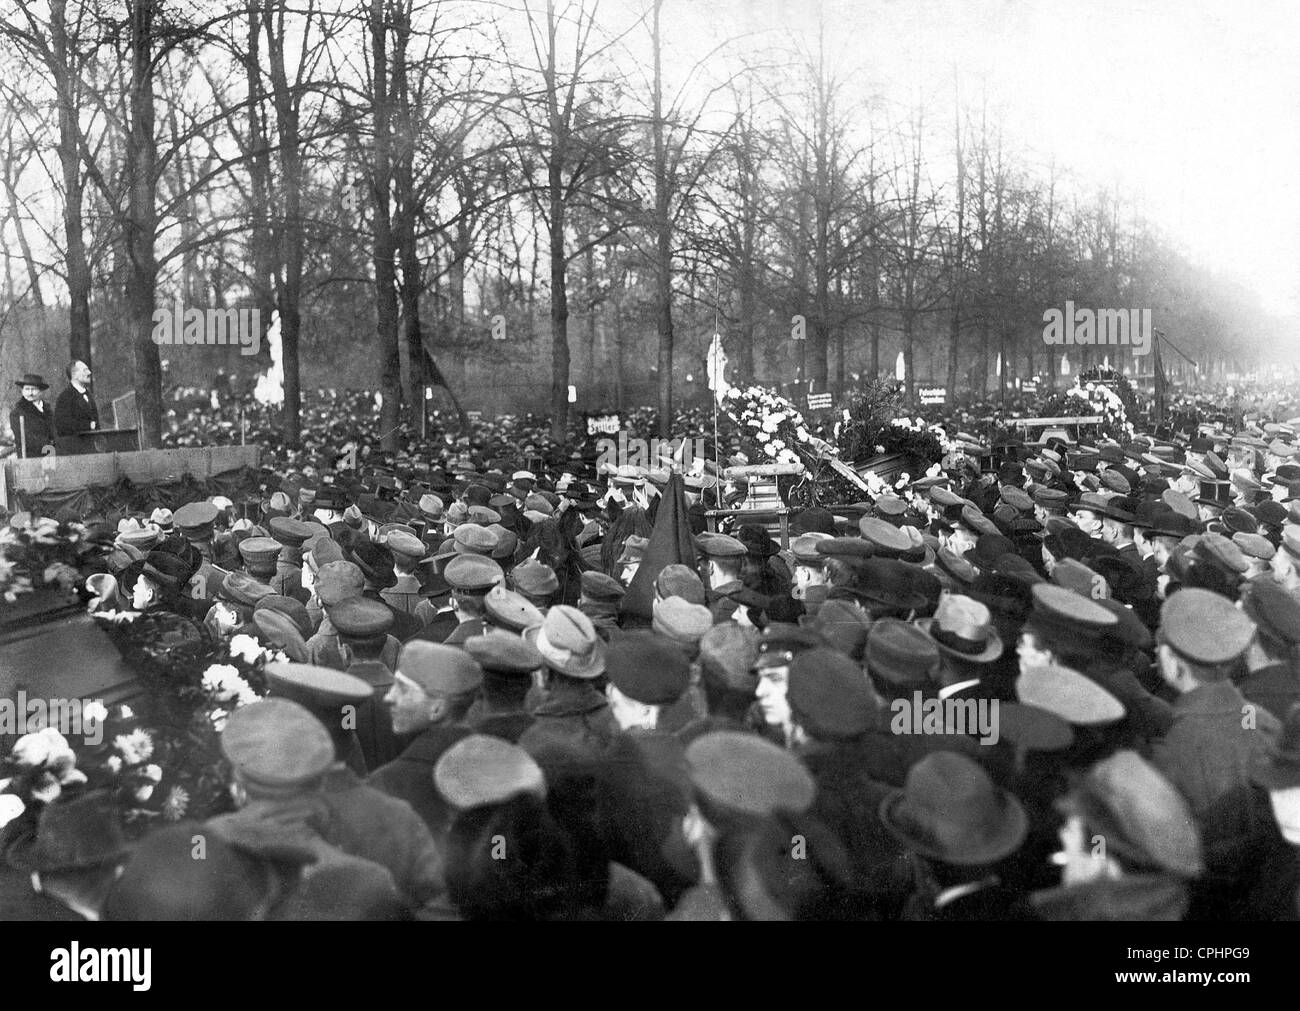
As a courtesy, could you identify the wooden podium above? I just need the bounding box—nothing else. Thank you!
[55,428,141,455]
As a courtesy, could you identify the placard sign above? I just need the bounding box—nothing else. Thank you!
[1021,381,1039,394]
[585,413,621,436]
[919,386,947,405]
[806,393,833,411]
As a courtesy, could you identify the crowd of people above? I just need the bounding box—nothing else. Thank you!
[3,373,1300,922]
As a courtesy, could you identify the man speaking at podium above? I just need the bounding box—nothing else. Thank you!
[54,359,99,453]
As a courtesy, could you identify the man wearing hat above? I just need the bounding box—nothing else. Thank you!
[1237,580,1300,721]
[695,532,748,594]
[380,530,430,617]
[463,632,542,743]
[264,661,373,775]
[327,596,402,768]
[1151,588,1281,818]
[209,699,449,918]
[676,623,761,744]
[305,560,367,669]
[517,606,617,759]
[9,373,54,458]
[367,642,485,841]
[430,553,503,645]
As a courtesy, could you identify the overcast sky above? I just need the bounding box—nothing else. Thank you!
[625,0,1300,321]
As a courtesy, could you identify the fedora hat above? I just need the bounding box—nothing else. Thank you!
[522,604,606,679]
[880,752,1029,866]
[916,594,1004,663]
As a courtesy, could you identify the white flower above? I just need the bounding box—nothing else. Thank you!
[142,764,163,783]
[81,700,108,725]
[119,705,134,719]
[210,709,229,732]
[764,442,778,457]
[114,729,154,766]
[202,663,252,703]
[12,727,72,768]
[162,786,189,821]
[134,784,155,803]
[106,755,123,774]
[228,634,263,664]
[0,794,25,829]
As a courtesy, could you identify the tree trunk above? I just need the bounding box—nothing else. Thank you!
[370,0,402,450]
[50,0,90,364]
[126,0,161,447]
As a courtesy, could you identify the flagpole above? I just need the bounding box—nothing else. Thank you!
[713,273,720,487]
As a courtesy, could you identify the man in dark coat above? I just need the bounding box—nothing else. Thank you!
[9,373,55,458]
[54,360,99,441]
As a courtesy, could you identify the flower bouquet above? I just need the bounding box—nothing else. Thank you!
[720,385,815,467]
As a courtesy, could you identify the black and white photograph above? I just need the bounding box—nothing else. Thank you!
[0,0,1295,965]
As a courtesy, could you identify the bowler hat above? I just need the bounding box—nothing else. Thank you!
[13,373,49,390]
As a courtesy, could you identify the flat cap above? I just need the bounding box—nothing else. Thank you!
[464,632,543,677]
[579,570,626,603]
[686,731,815,817]
[511,560,559,597]
[314,560,365,606]
[445,553,505,592]
[452,523,499,555]
[326,596,395,638]
[1051,558,1108,600]
[1160,587,1256,664]
[605,631,692,705]
[385,530,428,563]
[397,641,483,696]
[238,536,282,567]
[697,623,760,693]
[435,735,546,810]
[791,532,833,565]
[1241,580,1300,646]
[652,596,714,646]
[1016,663,1126,726]
[220,571,275,608]
[484,585,544,632]
[1000,486,1035,513]
[695,532,747,558]
[1194,532,1249,575]
[960,504,999,537]
[220,698,333,791]
[418,493,445,519]
[655,563,706,605]
[789,648,880,740]
[1030,582,1119,630]
[254,594,314,637]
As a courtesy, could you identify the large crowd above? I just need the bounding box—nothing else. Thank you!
[3,373,1300,921]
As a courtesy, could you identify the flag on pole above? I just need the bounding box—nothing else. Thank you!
[895,351,905,381]
[706,333,729,405]
[1061,354,1070,376]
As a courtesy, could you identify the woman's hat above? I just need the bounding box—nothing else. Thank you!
[13,373,49,390]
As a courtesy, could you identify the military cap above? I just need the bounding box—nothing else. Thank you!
[1000,485,1035,513]
[397,641,484,696]
[435,735,546,811]
[1078,750,1203,877]
[686,731,815,818]
[791,532,833,565]
[1159,587,1256,665]
[484,585,544,632]
[511,559,559,597]
[251,609,308,660]
[255,594,314,638]
[464,632,543,677]
[1193,532,1249,575]
[1016,663,1125,725]
[1240,580,1300,647]
[655,563,706,605]
[1052,558,1108,600]
[220,698,334,793]
[419,493,445,520]
[579,570,626,603]
[858,516,911,554]
[652,596,714,646]
[605,631,692,705]
[697,623,760,692]
[238,535,282,569]
[1030,582,1119,630]
[788,648,880,740]
[445,552,505,592]
[268,516,315,548]
[523,605,606,678]
[695,532,747,558]
[865,618,940,686]
[264,661,371,713]
[220,570,275,608]
[326,596,395,639]
[315,559,365,606]
[175,501,220,540]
